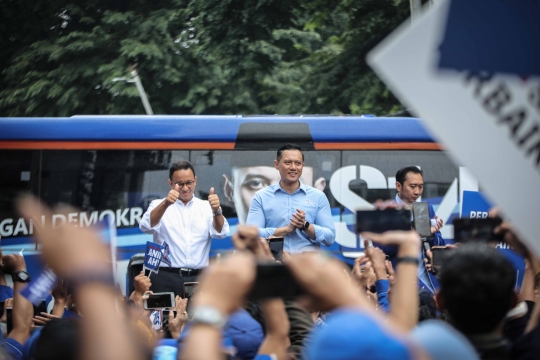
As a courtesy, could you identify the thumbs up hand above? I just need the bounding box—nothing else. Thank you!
[208,187,222,215]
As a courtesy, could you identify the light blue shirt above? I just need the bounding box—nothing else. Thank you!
[246,181,335,253]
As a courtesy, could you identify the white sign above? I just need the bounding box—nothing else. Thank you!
[367,0,540,257]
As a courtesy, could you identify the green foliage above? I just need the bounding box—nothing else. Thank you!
[0,0,409,117]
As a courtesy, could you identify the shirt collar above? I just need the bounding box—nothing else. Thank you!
[275,180,307,194]
[394,194,409,207]
[178,196,195,207]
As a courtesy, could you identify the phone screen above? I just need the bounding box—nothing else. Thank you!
[268,237,284,262]
[356,209,411,234]
[412,202,431,238]
[145,293,175,309]
[33,299,47,317]
[453,218,503,243]
[248,263,305,299]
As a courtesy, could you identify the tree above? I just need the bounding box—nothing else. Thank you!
[0,0,409,117]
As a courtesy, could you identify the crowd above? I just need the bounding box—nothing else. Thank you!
[0,146,538,360]
[0,197,537,360]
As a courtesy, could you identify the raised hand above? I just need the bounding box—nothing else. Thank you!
[16,196,111,277]
[430,216,443,234]
[364,240,388,280]
[33,312,60,326]
[208,187,221,215]
[168,296,189,339]
[134,271,152,296]
[286,254,367,312]
[194,252,256,315]
[165,189,180,205]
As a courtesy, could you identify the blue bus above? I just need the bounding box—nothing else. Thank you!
[0,115,473,294]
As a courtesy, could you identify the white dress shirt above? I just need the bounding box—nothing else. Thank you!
[139,196,229,269]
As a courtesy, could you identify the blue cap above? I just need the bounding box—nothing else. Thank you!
[303,308,412,360]
[177,308,264,360]
[410,320,479,360]
[224,308,264,359]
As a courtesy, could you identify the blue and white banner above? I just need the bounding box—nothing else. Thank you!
[19,268,57,306]
[150,310,162,330]
[161,242,172,267]
[461,191,492,219]
[144,241,164,274]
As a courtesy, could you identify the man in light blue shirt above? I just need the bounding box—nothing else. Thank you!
[246,144,335,253]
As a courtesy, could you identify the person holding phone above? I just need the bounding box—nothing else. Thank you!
[246,144,335,253]
[382,166,445,293]
[139,160,230,296]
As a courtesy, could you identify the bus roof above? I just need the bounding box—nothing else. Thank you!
[0,115,440,150]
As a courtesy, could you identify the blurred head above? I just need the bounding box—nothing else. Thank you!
[395,166,424,205]
[34,318,80,360]
[304,308,412,360]
[436,243,516,335]
[168,161,197,204]
[418,289,437,323]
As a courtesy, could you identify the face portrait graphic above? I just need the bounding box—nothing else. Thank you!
[224,165,326,224]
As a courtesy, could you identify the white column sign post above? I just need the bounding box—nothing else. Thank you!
[367,0,540,257]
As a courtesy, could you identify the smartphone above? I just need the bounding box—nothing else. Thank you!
[33,299,47,317]
[267,237,284,262]
[412,202,431,238]
[161,310,178,338]
[143,292,176,309]
[356,209,411,234]
[183,282,199,319]
[6,307,12,335]
[248,263,305,299]
[453,218,503,243]
[431,246,453,266]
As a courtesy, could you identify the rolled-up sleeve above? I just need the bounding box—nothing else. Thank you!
[246,194,276,238]
[210,216,230,239]
[139,200,161,235]
[313,196,335,247]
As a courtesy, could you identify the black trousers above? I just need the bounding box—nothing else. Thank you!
[149,269,199,298]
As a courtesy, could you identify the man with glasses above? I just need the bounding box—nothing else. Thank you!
[140,160,229,295]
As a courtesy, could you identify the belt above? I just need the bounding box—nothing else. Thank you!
[160,267,203,276]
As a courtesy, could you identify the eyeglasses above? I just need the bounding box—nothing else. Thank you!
[174,180,195,188]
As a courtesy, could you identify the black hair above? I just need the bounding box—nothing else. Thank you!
[169,160,196,179]
[418,289,437,323]
[276,144,304,162]
[395,166,423,185]
[438,243,515,335]
[35,318,80,360]
[244,300,267,336]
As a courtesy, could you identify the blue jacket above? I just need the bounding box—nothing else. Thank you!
[375,203,444,293]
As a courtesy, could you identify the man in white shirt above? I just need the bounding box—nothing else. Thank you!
[139,160,230,296]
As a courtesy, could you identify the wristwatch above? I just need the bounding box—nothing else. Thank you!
[303,221,310,230]
[12,270,31,283]
[213,206,223,216]
[191,306,227,329]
